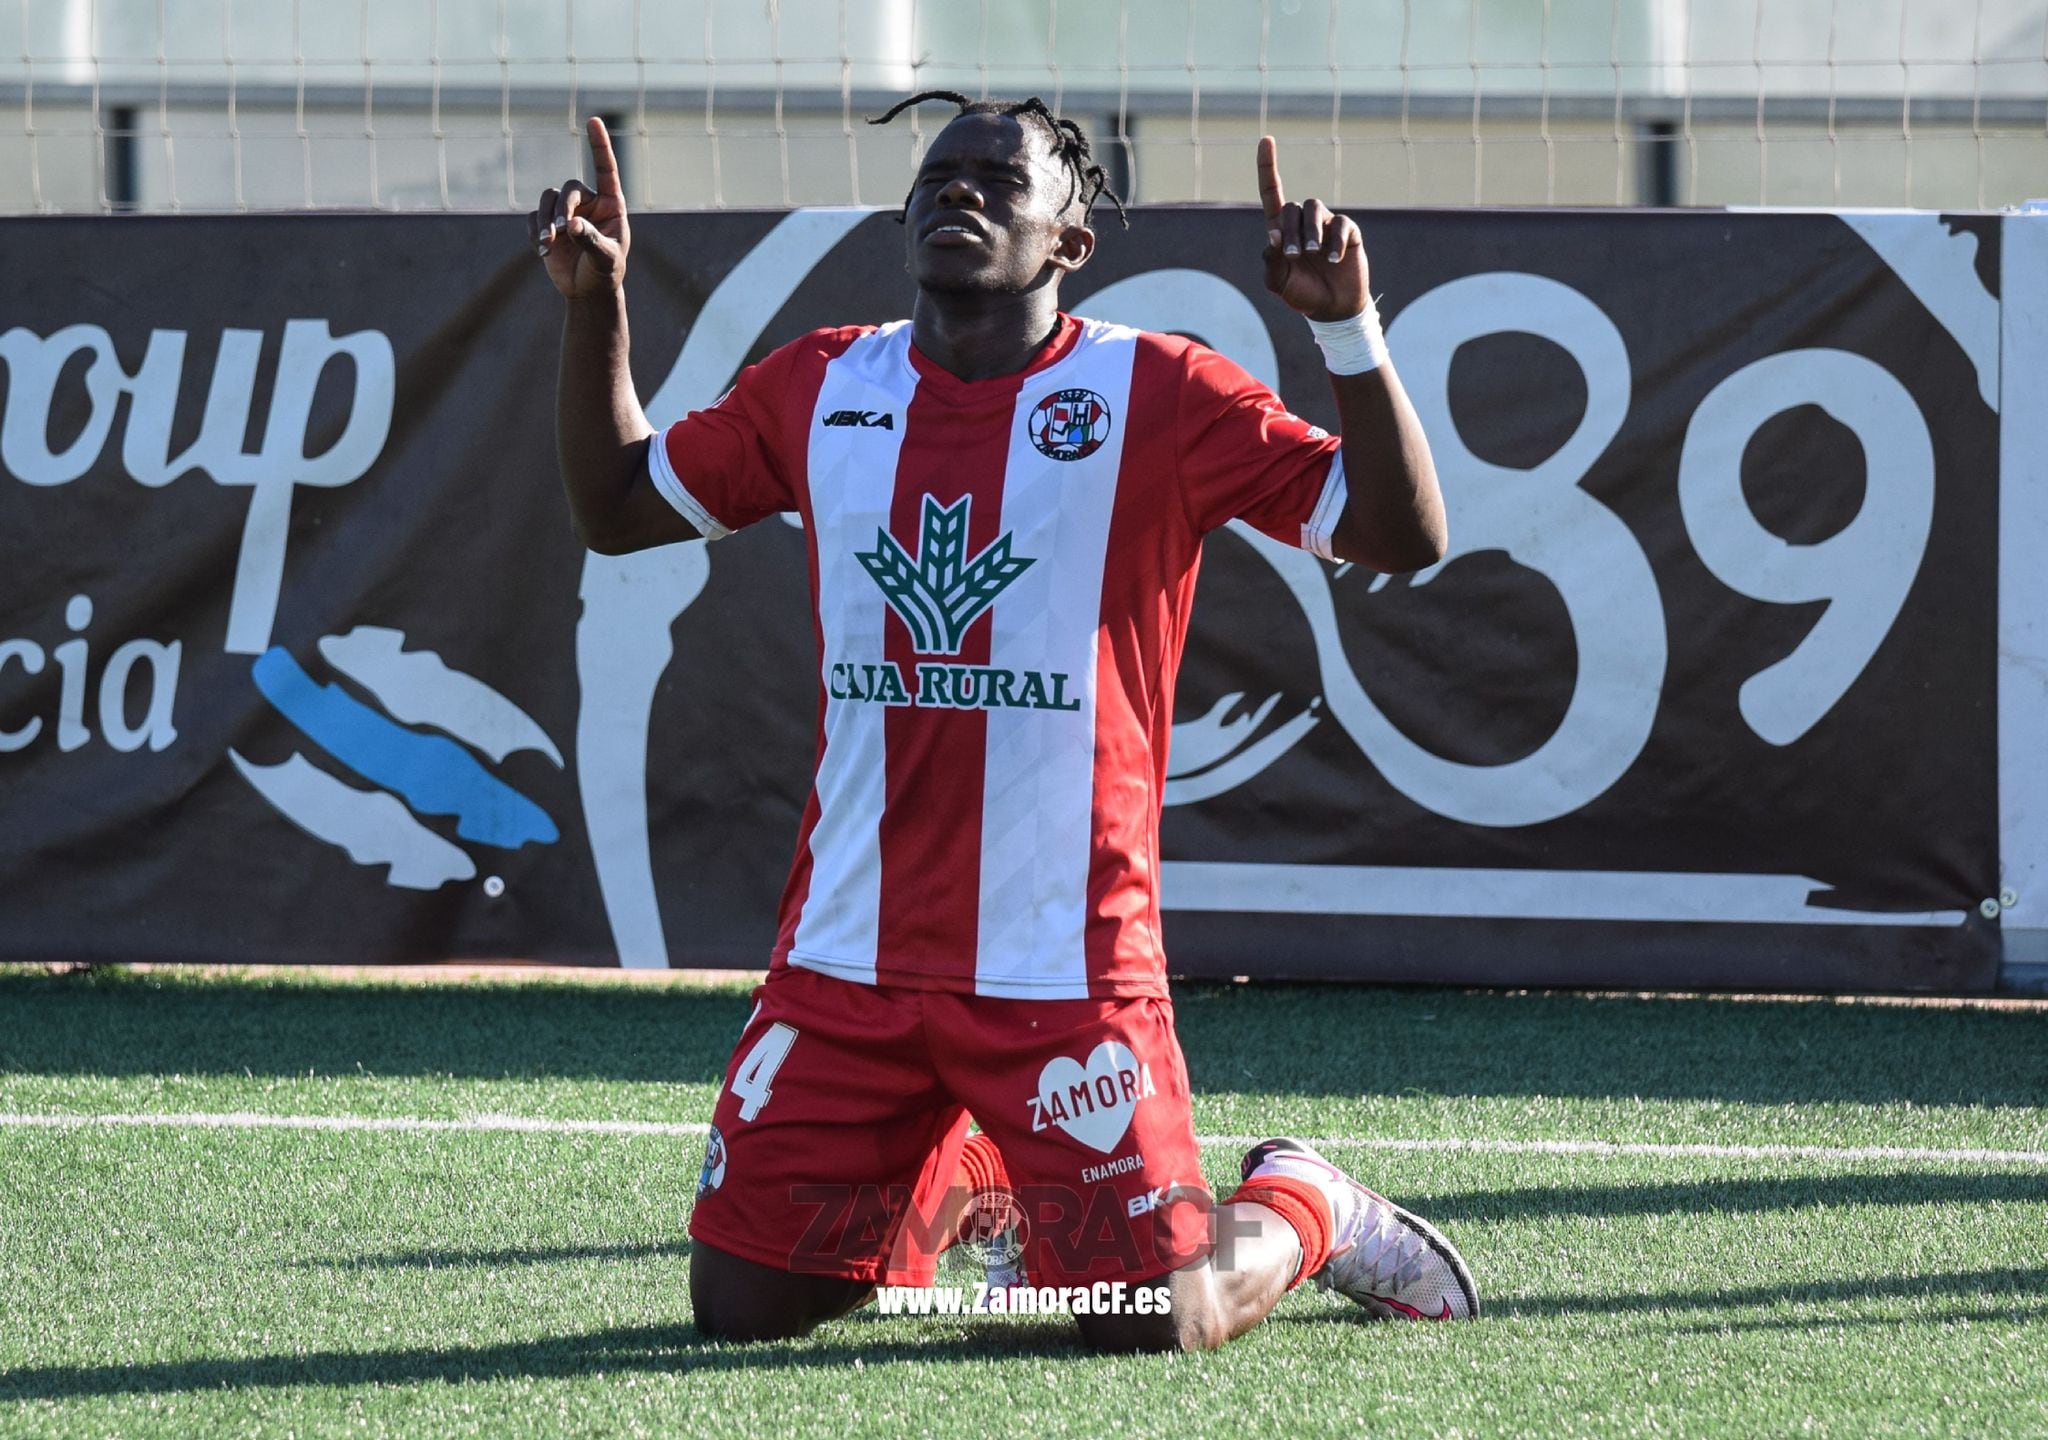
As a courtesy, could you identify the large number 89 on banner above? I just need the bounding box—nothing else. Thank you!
[1079,265,1937,829]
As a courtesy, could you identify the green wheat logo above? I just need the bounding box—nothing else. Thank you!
[856,494,1034,656]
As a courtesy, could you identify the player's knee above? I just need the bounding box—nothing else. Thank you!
[690,1270,808,1342]
[692,1278,827,1343]
[688,1241,866,1343]
[691,1301,823,1344]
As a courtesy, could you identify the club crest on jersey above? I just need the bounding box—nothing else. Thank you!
[1028,387,1112,461]
[855,493,1033,656]
[1028,1041,1157,1154]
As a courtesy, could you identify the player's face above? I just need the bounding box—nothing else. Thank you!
[905,113,1093,295]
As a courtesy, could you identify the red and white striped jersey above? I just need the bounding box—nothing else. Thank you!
[651,313,1346,999]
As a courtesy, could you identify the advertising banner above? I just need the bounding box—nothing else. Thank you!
[0,206,2023,988]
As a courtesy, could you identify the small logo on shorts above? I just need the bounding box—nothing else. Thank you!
[1081,1151,1146,1185]
[697,1126,728,1195]
[1029,1040,1157,1154]
[1127,1186,1167,1218]
[1027,388,1112,461]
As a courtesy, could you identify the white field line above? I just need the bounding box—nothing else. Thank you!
[2,1111,2045,1167]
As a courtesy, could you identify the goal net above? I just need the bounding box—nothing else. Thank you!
[2,0,2044,213]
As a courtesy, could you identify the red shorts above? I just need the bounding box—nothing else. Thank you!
[687,964,1212,1288]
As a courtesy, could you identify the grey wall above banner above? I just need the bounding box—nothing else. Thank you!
[1,207,2042,991]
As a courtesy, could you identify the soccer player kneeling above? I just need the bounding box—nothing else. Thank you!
[532,92,1475,1352]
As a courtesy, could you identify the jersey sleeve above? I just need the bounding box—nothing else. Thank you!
[647,339,807,539]
[1175,341,1349,559]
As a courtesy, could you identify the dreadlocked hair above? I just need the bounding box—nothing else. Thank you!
[868,90,1130,229]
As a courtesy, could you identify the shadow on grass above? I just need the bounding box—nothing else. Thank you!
[0,968,754,1087]
[290,1238,693,1271]
[1397,1169,2048,1223]
[1498,1264,2048,1319]
[1270,1265,2048,1326]
[2,968,2043,1108]
[1660,1298,2048,1333]
[0,1317,1084,1402]
[13,1267,2047,1399]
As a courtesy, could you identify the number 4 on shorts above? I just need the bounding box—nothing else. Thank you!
[730,1022,798,1122]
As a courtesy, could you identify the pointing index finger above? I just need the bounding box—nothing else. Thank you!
[587,116,623,201]
[1256,135,1285,222]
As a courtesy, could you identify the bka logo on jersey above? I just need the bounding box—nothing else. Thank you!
[1029,1040,1157,1154]
[822,408,895,430]
[1028,387,1112,461]
[856,493,1032,656]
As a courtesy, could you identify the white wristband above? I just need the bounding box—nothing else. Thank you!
[1306,304,1390,375]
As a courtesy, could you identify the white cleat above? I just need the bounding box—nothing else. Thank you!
[1242,1137,1479,1320]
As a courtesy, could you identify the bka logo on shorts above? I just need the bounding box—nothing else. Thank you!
[1029,1040,1158,1154]
[856,493,1034,656]
[697,1125,727,1196]
[1027,387,1112,461]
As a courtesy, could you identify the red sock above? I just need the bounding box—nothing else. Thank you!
[1225,1175,1334,1288]
[951,1131,1016,1247]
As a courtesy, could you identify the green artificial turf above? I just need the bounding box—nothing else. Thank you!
[1,965,2043,1438]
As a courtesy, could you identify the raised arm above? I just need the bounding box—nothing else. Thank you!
[1256,137,1446,573]
[531,117,699,555]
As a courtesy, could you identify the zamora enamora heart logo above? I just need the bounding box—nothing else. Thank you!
[1029,1041,1158,1154]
